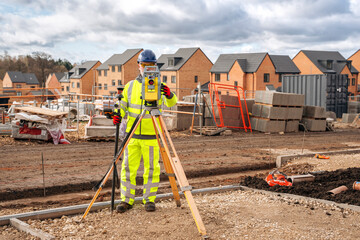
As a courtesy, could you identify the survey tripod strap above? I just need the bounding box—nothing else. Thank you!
[152,112,208,237]
[82,111,145,220]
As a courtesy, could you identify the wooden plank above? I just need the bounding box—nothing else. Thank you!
[14,106,67,117]
[10,218,55,240]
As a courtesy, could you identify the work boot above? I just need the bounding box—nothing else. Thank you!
[116,202,133,213]
[145,202,156,212]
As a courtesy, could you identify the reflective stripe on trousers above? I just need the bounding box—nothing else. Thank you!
[120,138,160,205]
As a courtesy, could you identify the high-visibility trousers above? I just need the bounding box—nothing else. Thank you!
[120,138,160,205]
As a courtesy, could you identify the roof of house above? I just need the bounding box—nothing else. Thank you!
[54,72,65,80]
[269,55,300,74]
[6,71,39,85]
[210,53,267,73]
[70,61,99,79]
[158,48,201,71]
[299,50,359,74]
[97,49,143,70]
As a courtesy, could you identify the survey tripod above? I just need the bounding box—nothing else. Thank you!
[81,101,209,238]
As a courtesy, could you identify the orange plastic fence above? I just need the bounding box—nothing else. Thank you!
[208,83,252,132]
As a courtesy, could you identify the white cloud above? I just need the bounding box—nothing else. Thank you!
[0,0,359,63]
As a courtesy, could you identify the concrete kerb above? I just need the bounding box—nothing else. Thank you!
[239,185,360,213]
[0,185,241,226]
[276,148,360,168]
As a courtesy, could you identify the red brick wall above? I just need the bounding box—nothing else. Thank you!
[254,54,278,90]
[293,51,322,75]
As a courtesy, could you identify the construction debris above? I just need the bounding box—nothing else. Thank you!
[11,106,69,144]
[191,126,229,136]
[327,185,348,195]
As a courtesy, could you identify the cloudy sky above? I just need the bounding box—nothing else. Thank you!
[1,0,360,64]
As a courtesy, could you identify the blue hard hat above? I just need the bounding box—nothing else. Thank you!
[137,49,157,63]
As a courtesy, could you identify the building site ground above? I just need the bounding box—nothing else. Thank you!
[1,122,360,239]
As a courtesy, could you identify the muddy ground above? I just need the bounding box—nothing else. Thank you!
[1,125,360,239]
[1,126,360,203]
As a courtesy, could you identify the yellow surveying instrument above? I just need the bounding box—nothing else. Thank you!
[141,65,161,103]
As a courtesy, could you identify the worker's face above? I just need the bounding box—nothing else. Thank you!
[139,62,156,76]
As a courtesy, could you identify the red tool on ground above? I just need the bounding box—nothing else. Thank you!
[266,170,292,187]
[315,154,330,159]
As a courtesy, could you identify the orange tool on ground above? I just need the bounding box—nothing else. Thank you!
[315,154,330,159]
[266,170,292,187]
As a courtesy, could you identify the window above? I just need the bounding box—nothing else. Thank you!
[62,86,64,91]
[118,80,122,86]
[72,82,75,88]
[352,78,356,86]
[194,76,198,83]
[326,60,333,70]
[278,74,282,82]
[264,73,270,83]
[171,76,176,83]
[104,84,108,90]
[112,66,115,72]
[163,76,167,83]
[66,86,69,91]
[234,81,238,86]
[104,70,107,77]
[16,84,21,88]
[168,59,174,66]
[30,86,35,88]
[16,92,22,96]
[118,66,121,72]
[215,74,220,82]
[98,84,102,90]
[98,70,102,76]
[77,82,80,88]
[112,80,116,86]
[227,74,229,81]
[347,78,350,86]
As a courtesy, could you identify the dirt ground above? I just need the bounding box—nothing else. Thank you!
[1,123,360,239]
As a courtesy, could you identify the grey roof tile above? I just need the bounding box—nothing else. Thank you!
[70,61,99,79]
[301,50,359,74]
[269,55,300,74]
[97,49,142,70]
[159,48,199,71]
[6,71,39,84]
[210,53,267,73]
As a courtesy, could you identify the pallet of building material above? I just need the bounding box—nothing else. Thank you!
[256,118,285,133]
[301,118,326,132]
[255,91,305,107]
[84,125,116,139]
[14,106,68,118]
[302,106,326,119]
[342,113,358,123]
[191,126,228,136]
[285,120,299,133]
[11,125,51,141]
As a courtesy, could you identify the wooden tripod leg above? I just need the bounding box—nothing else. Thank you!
[81,110,145,220]
[153,115,208,237]
[151,116,181,207]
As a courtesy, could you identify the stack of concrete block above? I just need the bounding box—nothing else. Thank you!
[85,115,116,138]
[301,106,326,131]
[342,113,359,123]
[348,101,360,114]
[251,91,304,133]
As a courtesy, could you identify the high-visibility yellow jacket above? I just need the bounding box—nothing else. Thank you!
[118,76,177,139]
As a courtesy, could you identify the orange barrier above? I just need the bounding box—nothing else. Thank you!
[208,83,252,132]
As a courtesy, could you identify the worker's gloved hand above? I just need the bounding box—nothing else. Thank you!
[161,83,173,99]
[113,115,121,125]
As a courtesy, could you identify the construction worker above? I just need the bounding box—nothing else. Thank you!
[113,49,177,213]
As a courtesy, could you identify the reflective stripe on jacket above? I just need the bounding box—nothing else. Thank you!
[119,76,177,137]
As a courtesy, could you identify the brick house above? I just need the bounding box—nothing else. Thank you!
[293,50,359,95]
[2,71,40,96]
[60,61,101,98]
[210,53,296,95]
[96,49,142,96]
[46,72,65,98]
[157,47,213,99]
[348,49,360,94]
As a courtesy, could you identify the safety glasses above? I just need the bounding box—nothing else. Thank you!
[140,62,156,67]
